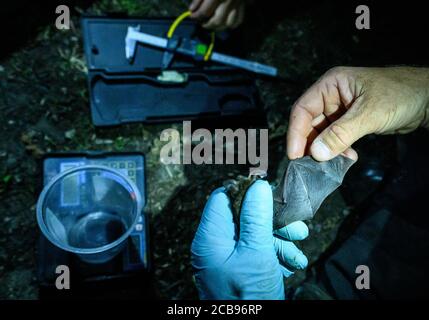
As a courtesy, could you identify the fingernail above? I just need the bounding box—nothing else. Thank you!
[342,148,359,161]
[292,253,308,270]
[311,140,333,161]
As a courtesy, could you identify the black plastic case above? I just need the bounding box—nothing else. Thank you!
[81,16,264,126]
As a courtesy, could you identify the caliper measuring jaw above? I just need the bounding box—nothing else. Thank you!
[125,25,168,63]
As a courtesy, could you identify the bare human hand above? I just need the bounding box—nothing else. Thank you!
[189,0,245,31]
[287,67,429,162]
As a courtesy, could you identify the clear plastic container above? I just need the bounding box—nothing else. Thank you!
[36,165,143,264]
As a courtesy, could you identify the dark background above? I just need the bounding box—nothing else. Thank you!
[0,0,428,299]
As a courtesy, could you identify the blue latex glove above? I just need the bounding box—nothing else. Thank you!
[191,180,309,300]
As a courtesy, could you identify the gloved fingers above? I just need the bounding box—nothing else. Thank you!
[195,187,237,243]
[191,187,237,269]
[273,236,308,270]
[274,221,309,241]
[239,180,274,248]
[279,264,294,278]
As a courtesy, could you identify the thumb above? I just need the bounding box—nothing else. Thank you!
[310,108,368,161]
[239,180,273,248]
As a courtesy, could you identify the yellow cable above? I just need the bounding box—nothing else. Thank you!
[167,10,215,61]
[204,32,215,61]
[167,11,192,38]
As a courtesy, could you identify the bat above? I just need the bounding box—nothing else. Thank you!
[224,155,355,230]
[272,155,355,229]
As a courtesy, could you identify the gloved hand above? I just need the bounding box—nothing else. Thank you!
[191,180,309,300]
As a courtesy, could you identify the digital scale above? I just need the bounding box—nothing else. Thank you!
[37,152,153,299]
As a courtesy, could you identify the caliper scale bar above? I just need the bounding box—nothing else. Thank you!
[125,26,278,77]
